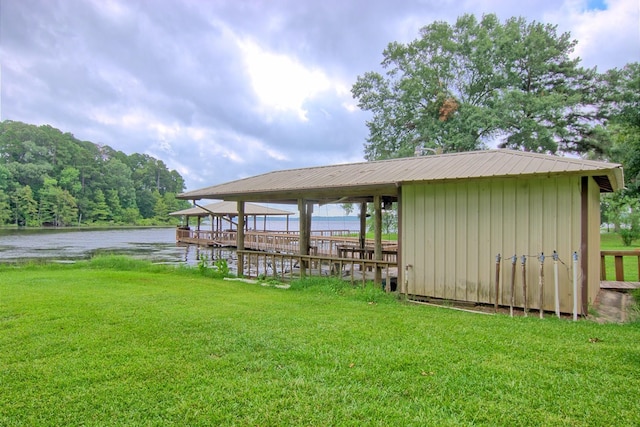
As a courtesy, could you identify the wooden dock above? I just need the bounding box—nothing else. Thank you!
[600,281,640,290]
[176,228,397,261]
[237,249,398,288]
[600,250,640,290]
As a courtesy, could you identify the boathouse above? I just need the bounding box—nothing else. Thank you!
[178,149,624,315]
[170,200,360,252]
[170,201,294,246]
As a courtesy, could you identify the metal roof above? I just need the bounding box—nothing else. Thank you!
[178,149,624,203]
[169,201,293,217]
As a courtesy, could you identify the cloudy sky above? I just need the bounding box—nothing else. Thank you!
[1,0,638,196]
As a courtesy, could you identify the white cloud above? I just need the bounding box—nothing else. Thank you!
[2,0,638,194]
[545,0,640,70]
[91,0,132,22]
[238,39,333,121]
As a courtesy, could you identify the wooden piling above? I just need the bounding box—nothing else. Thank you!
[538,253,545,319]
[510,254,517,317]
[494,254,501,312]
[237,201,245,277]
[521,255,528,317]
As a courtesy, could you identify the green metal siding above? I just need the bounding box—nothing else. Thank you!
[402,176,584,313]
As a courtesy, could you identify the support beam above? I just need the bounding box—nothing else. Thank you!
[580,177,588,315]
[298,199,309,277]
[237,201,245,278]
[359,202,367,250]
[306,202,313,243]
[397,187,404,295]
[374,195,383,287]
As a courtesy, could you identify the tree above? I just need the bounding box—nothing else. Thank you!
[102,158,137,209]
[152,190,169,222]
[59,166,82,196]
[105,189,123,223]
[0,120,188,225]
[3,141,52,192]
[495,17,601,154]
[601,63,640,196]
[121,207,141,224]
[381,205,398,235]
[0,189,10,225]
[615,196,640,246]
[341,203,354,216]
[39,178,78,226]
[352,13,600,160]
[136,188,157,219]
[89,189,111,222]
[12,185,39,226]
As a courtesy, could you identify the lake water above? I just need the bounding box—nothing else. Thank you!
[0,218,361,266]
[0,227,198,264]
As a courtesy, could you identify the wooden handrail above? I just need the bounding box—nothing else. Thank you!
[600,250,640,281]
[237,249,397,287]
[177,228,398,259]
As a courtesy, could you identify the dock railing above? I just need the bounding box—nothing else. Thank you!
[600,250,640,289]
[237,250,398,287]
[176,228,397,259]
[176,228,237,246]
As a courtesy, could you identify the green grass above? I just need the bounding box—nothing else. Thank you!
[600,232,640,281]
[1,258,639,426]
[347,232,398,240]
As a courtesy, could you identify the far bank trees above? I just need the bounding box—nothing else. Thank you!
[0,121,189,226]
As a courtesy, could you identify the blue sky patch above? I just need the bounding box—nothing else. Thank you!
[586,0,607,11]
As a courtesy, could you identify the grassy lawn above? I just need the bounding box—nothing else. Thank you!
[1,258,639,426]
[600,232,640,281]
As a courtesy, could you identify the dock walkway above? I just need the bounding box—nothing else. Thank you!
[176,228,398,261]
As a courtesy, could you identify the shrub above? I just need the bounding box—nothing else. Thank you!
[196,255,231,279]
[611,195,640,246]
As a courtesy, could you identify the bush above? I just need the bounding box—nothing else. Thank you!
[619,227,640,246]
[612,195,640,246]
[197,255,231,279]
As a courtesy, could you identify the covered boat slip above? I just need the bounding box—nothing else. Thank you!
[178,150,625,315]
[170,200,294,236]
[171,200,294,247]
[170,200,397,264]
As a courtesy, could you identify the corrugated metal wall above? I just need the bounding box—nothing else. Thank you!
[401,175,593,313]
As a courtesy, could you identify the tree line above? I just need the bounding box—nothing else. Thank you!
[352,13,639,244]
[0,120,191,227]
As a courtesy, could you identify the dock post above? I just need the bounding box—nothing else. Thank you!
[374,195,383,288]
[237,201,245,277]
[298,199,310,277]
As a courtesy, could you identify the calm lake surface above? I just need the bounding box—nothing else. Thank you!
[0,218,360,266]
[0,227,203,265]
